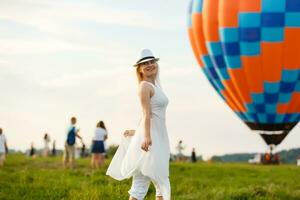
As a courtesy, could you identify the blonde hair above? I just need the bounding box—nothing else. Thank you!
[136,65,143,84]
[135,64,161,88]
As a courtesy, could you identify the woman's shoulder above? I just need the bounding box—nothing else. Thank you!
[140,80,156,87]
[96,127,106,132]
[139,81,155,92]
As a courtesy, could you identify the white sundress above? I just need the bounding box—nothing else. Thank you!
[106,81,170,199]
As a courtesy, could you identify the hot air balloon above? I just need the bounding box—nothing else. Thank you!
[187,0,300,150]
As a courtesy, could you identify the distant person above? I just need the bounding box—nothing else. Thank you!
[297,156,300,166]
[0,128,8,167]
[81,143,86,158]
[91,121,108,168]
[176,140,185,161]
[265,152,271,163]
[43,133,51,157]
[29,142,36,158]
[270,145,274,155]
[273,153,280,164]
[63,117,82,169]
[191,148,197,163]
[0,128,8,165]
[52,140,56,156]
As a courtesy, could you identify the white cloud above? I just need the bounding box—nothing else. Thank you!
[0,38,97,55]
[0,0,183,59]
[38,67,134,89]
[0,0,183,34]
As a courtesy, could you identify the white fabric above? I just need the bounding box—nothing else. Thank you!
[0,134,6,153]
[129,172,167,200]
[107,81,171,200]
[176,143,184,155]
[93,127,107,141]
[44,137,50,149]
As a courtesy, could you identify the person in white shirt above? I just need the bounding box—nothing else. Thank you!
[176,140,185,161]
[0,128,8,167]
[43,133,51,157]
[91,121,108,168]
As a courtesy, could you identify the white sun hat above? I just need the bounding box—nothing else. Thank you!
[133,49,159,67]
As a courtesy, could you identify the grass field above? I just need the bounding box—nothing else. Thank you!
[0,154,300,200]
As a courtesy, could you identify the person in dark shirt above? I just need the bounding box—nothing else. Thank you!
[191,148,197,163]
[52,140,56,156]
[29,142,36,158]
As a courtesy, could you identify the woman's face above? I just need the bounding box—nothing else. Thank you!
[138,59,158,78]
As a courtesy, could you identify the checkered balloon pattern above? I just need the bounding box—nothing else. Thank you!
[188,0,300,132]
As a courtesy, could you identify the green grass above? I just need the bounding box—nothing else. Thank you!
[0,154,300,200]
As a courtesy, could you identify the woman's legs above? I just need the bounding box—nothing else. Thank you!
[128,173,170,200]
[152,177,171,200]
[99,141,105,167]
[99,154,104,167]
[128,172,151,200]
[0,154,5,167]
[96,154,101,168]
[92,154,102,168]
[63,144,69,168]
[153,182,163,200]
[91,153,95,168]
[91,141,105,168]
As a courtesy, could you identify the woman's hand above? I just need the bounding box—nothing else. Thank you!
[124,130,135,137]
[141,136,152,152]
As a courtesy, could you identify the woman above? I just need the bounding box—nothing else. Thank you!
[30,142,36,158]
[107,49,171,200]
[91,121,108,168]
[0,128,8,167]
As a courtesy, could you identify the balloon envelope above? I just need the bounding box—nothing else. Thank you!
[188,0,300,145]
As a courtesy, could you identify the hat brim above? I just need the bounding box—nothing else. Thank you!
[133,58,159,67]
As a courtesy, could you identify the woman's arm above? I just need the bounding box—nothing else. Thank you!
[139,82,154,152]
[104,131,108,141]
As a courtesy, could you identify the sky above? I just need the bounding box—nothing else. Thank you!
[1,0,300,159]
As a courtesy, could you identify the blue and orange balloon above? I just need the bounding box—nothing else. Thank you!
[188,0,300,145]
